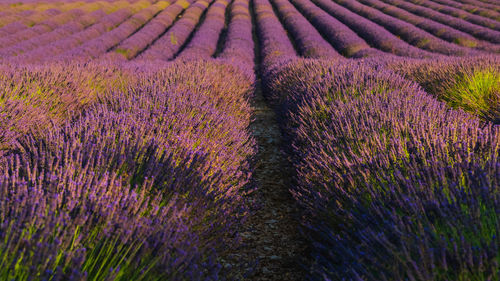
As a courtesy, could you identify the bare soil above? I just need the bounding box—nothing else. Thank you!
[219,82,306,280]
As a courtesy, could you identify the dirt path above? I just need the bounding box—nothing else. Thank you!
[219,81,306,280]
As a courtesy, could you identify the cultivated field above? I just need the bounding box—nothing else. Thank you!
[0,0,499,280]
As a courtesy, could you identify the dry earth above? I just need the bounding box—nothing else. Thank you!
[219,82,306,280]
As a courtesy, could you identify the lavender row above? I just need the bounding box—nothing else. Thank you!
[388,55,500,123]
[217,0,255,78]
[0,7,97,50]
[0,9,56,35]
[406,0,500,31]
[289,0,382,57]
[57,1,168,61]
[0,1,107,37]
[312,0,434,58]
[137,0,214,61]
[380,0,500,44]
[0,60,255,280]
[431,0,500,21]
[107,0,192,60]
[357,0,499,52]
[0,1,91,28]
[0,63,135,156]
[0,8,111,59]
[176,0,231,60]
[253,0,296,71]
[457,0,500,12]
[10,6,141,63]
[264,58,500,280]
[332,0,480,56]
[270,0,340,59]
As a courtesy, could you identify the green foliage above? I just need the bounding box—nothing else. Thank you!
[444,69,499,121]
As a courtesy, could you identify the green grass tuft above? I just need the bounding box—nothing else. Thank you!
[444,69,499,122]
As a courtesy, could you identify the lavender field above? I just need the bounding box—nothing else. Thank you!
[0,0,499,280]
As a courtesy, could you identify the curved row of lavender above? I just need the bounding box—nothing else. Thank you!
[311,0,435,58]
[404,0,500,31]
[0,4,119,58]
[356,0,500,52]
[104,0,192,61]
[270,0,341,59]
[2,0,500,63]
[9,2,149,63]
[0,6,89,49]
[56,1,170,61]
[330,0,479,56]
[430,0,500,21]
[380,0,500,44]
[253,0,296,71]
[0,1,94,32]
[0,60,255,280]
[263,56,500,280]
[216,0,255,79]
[176,0,230,60]
[136,0,214,60]
[461,0,500,12]
[0,8,62,36]
[288,0,384,58]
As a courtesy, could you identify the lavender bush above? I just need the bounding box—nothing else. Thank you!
[0,60,255,280]
[0,62,136,155]
[389,55,500,123]
[264,58,500,281]
[457,0,500,12]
